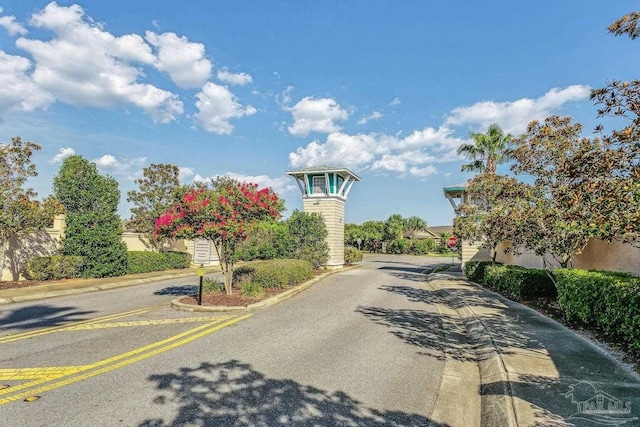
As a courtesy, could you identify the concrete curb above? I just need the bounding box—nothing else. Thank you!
[171,264,361,312]
[426,272,517,427]
[0,266,222,305]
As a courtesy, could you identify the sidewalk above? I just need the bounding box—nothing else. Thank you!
[0,266,221,305]
[428,271,640,427]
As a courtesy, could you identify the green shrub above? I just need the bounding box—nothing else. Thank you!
[233,259,313,289]
[386,238,409,254]
[241,282,264,298]
[344,246,363,265]
[483,264,556,302]
[25,255,84,281]
[127,251,191,274]
[203,277,223,293]
[555,269,640,350]
[408,239,433,255]
[162,251,191,269]
[464,260,498,283]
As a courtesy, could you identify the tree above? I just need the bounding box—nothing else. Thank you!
[384,214,404,241]
[508,116,619,268]
[0,137,48,270]
[285,210,329,269]
[360,221,384,252]
[344,223,363,248]
[54,155,128,278]
[155,179,281,295]
[457,124,511,174]
[403,216,428,241]
[127,163,187,249]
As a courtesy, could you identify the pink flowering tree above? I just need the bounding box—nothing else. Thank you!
[154,179,281,295]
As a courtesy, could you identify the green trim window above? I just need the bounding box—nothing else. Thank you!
[312,176,327,194]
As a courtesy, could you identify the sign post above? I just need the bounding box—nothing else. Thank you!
[193,239,211,305]
[447,236,458,264]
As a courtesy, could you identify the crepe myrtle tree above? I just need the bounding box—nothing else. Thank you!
[154,180,281,295]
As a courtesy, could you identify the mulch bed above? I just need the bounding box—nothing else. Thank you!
[0,280,44,290]
[178,287,290,307]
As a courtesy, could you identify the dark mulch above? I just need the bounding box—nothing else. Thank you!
[178,287,289,307]
[521,296,640,374]
[0,280,44,290]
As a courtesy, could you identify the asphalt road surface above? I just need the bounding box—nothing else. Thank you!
[0,255,452,426]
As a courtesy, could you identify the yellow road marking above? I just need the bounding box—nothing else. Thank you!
[0,308,152,344]
[0,314,251,405]
[60,317,225,330]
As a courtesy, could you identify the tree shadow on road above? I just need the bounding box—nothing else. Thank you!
[139,359,447,427]
[0,304,96,330]
[154,285,198,296]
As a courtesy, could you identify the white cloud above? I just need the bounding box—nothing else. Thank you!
[0,7,27,36]
[192,172,296,195]
[194,82,256,134]
[217,69,252,86]
[178,167,195,182]
[357,111,383,125]
[50,147,76,163]
[0,50,53,111]
[289,132,389,168]
[93,154,147,178]
[445,85,591,134]
[287,97,349,137]
[389,97,401,106]
[12,2,183,123]
[145,31,212,88]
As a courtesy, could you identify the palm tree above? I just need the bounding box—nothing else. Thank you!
[403,216,428,241]
[457,124,511,174]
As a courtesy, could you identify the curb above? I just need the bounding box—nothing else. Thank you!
[0,266,222,305]
[426,272,517,427]
[171,264,361,312]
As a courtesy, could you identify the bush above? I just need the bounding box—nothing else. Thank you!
[344,246,363,265]
[483,264,556,302]
[203,277,223,293]
[386,238,409,254]
[233,259,313,289]
[25,255,84,281]
[555,269,640,350]
[286,211,329,269]
[464,260,498,283]
[409,239,433,255]
[127,251,191,274]
[241,282,264,298]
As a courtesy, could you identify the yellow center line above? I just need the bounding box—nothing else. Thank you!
[0,308,152,344]
[61,316,229,331]
[0,314,251,404]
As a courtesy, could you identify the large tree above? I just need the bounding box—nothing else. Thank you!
[0,137,48,272]
[155,179,281,295]
[403,216,428,241]
[285,210,329,269]
[457,123,512,174]
[54,155,128,278]
[127,163,187,249]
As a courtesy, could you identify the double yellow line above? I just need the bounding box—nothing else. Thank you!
[0,312,251,404]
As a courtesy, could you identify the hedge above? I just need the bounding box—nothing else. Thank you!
[344,246,363,265]
[555,269,640,351]
[25,255,84,281]
[127,251,191,274]
[463,260,499,283]
[483,264,557,302]
[233,259,313,289]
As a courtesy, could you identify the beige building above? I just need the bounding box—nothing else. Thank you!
[286,166,360,268]
[1,214,218,281]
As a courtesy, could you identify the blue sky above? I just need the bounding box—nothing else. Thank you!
[1,1,638,226]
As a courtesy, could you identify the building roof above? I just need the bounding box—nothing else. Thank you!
[427,225,453,236]
[443,182,468,194]
[285,165,361,181]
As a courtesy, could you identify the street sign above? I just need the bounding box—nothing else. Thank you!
[193,239,211,264]
[447,236,458,249]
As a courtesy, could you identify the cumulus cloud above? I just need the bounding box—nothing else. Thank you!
[50,147,76,163]
[217,69,252,86]
[194,82,256,134]
[192,172,296,195]
[445,85,591,133]
[178,167,195,181]
[93,154,147,178]
[146,31,212,88]
[287,97,349,137]
[0,51,53,111]
[0,7,27,36]
[12,2,183,123]
[357,111,383,125]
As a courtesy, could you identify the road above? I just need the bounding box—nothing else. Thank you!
[0,255,452,426]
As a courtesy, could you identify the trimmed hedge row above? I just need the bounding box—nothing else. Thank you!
[233,259,314,289]
[25,255,84,281]
[555,269,640,351]
[483,264,556,302]
[463,260,497,283]
[127,251,191,274]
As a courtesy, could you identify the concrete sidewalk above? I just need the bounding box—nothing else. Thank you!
[0,266,221,304]
[428,271,640,427]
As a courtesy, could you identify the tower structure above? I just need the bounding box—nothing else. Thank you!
[286,166,360,268]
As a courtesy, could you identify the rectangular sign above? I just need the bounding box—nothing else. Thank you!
[193,239,211,264]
